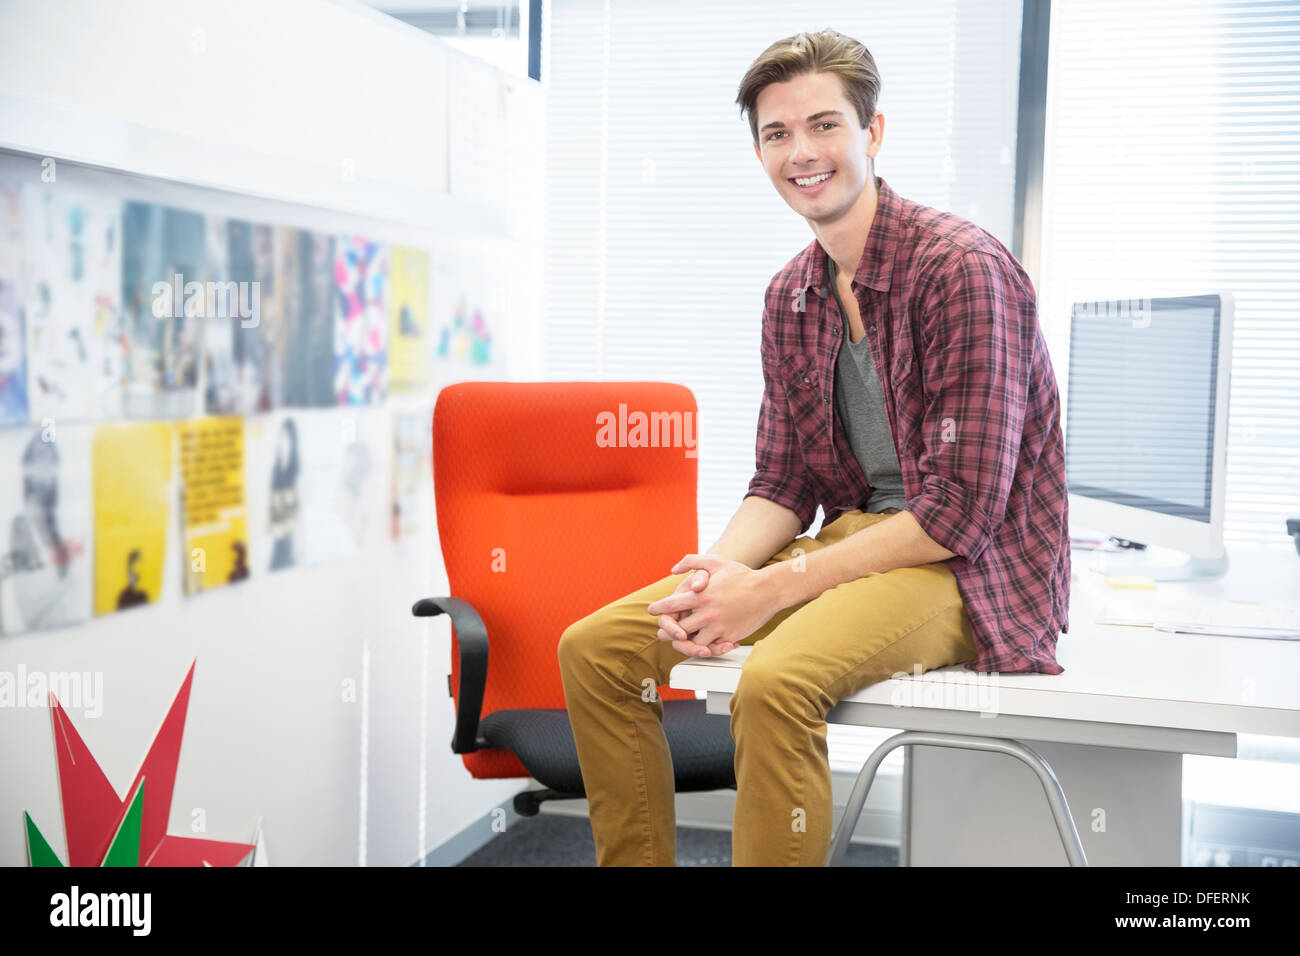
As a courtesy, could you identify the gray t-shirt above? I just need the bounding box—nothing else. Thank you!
[827,253,908,513]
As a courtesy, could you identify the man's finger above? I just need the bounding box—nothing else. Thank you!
[648,592,697,616]
[672,554,718,575]
[671,638,713,658]
[658,614,688,642]
[674,611,708,638]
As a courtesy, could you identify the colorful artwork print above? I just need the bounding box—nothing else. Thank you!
[387,245,430,395]
[245,410,374,570]
[91,423,173,615]
[177,416,249,594]
[0,425,92,634]
[203,218,276,415]
[0,181,30,425]
[244,413,302,575]
[295,409,374,565]
[436,296,493,365]
[333,236,388,405]
[430,237,506,386]
[391,412,429,541]
[20,183,120,422]
[120,203,204,419]
[276,228,335,408]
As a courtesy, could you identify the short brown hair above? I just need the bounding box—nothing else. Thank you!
[735,29,881,147]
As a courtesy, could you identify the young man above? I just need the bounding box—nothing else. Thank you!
[558,28,1070,867]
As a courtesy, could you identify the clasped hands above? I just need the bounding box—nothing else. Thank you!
[646,555,781,659]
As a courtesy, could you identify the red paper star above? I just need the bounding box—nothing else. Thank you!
[48,660,255,866]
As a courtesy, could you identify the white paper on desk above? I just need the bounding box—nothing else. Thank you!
[1152,622,1300,640]
[1098,598,1300,637]
[1096,599,1173,627]
[1097,597,1234,627]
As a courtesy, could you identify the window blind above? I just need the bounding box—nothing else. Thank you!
[1040,0,1300,551]
[540,0,1024,546]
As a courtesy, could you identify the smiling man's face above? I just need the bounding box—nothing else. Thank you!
[752,70,883,225]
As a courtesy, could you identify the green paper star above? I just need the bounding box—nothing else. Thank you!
[24,779,146,867]
[24,812,63,867]
[101,780,145,867]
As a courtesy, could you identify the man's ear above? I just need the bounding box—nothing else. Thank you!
[752,141,761,162]
[868,112,885,158]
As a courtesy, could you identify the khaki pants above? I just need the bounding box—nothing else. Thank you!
[556,508,978,866]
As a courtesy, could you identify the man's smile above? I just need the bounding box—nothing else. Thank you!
[788,170,835,193]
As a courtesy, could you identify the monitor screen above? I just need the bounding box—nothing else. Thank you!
[1065,294,1223,523]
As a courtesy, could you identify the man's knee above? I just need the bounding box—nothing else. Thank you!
[557,604,626,674]
[730,655,821,722]
[557,615,598,672]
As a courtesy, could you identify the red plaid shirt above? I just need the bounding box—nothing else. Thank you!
[746,177,1069,675]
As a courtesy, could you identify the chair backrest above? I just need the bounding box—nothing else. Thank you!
[433,381,700,779]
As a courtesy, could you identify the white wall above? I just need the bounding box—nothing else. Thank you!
[0,0,545,866]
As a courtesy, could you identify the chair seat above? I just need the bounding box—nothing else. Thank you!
[478,699,736,794]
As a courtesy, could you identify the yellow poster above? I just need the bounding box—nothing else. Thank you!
[92,423,173,615]
[177,416,249,593]
[388,245,431,394]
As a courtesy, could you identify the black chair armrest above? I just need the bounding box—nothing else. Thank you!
[412,596,489,754]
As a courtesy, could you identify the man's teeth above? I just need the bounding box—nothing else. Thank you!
[794,172,832,186]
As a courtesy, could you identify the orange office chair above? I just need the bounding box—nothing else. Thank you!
[413,381,736,816]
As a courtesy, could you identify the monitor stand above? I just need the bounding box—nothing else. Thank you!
[1088,547,1230,582]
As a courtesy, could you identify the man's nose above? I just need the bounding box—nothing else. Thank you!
[788,132,820,166]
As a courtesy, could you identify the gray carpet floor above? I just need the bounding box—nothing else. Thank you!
[456,813,895,866]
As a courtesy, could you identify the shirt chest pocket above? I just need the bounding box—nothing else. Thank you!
[779,354,831,444]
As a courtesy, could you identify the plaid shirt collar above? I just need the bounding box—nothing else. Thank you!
[796,176,902,296]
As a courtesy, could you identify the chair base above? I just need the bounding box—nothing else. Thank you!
[513,787,583,817]
[513,780,737,819]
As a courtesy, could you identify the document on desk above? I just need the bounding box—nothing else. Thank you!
[1098,597,1300,639]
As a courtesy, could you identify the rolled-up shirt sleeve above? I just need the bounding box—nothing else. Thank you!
[906,249,1032,564]
[745,302,818,535]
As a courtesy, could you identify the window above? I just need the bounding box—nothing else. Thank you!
[541,0,1025,544]
[1040,0,1300,550]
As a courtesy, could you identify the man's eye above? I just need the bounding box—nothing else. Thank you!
[767,123,833,141]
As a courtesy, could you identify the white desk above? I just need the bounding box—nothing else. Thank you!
[668,547,1300,865]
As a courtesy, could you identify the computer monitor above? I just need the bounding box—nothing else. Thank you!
[1065,293,1234,581]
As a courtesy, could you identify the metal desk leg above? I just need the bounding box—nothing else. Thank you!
[899,743,911,867]
[827,730,1088,867]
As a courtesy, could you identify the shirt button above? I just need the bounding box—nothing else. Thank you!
[803,375,810,384]
[870,325,877,334]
